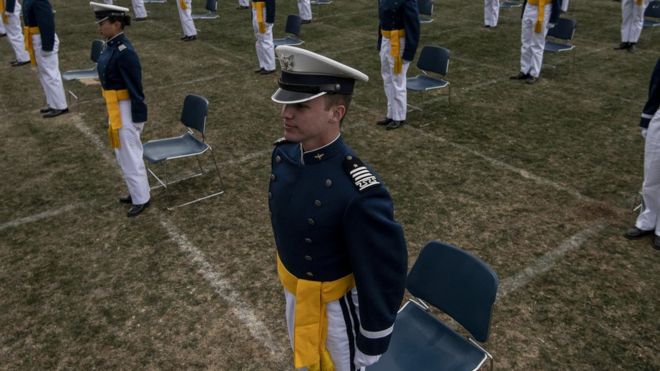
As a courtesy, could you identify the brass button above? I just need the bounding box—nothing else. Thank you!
[314,200,322,207]
[325,179,332,188]
[304,255,312,261]
[306,272,314,277]
[308,218,315,225]
[270,174,276,181]
[304,238,312,244]
[275,155,281,163]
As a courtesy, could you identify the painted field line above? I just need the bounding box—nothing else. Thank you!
[159,216,287,358]
[497,222,606,299]
[0,203,83,232]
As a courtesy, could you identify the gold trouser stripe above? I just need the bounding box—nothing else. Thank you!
[179,0,187,10]
[252,2,266,33]
[23,26,40,66]
[381,29,405,74]
[528,0,552,33]
[0,2,8,25]
[277,255,355,371]
[102,89,130,149]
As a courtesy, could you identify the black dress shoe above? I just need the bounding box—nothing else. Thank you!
[119,195,132,204]
[614,42,630,50]
[254,67,265,73]
[623,226,654,240]
[127,201,150,217]
[526,76,539,84]
[10,60,30,67]
[237,5,249,9]
[385,120,406,130]
[40,107,54,114]
[510,72,529,80]
[627,43,636,53]
[181,35,197,41]
[376,117,393,126]
[0,33,6,38]
[259,69,275,75]
[43,108,69,118]
[301,19,312,24]
[134,17,147,21]
[652,235,660,250]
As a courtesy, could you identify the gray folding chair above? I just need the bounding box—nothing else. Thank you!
[143,0,166,3]
[644,0,660,28]
[273,15,304,47]
[544,17,577,69]
[406,45,451,112]
[501,0,523,8]
[418,0,433,23]
[143,94,224,210]
[367,241,499,371]
[62,40,104,81]
[192,0,219,19]
[311,0,332,16]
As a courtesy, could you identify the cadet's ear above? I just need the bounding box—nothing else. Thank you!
[332,104,346,123]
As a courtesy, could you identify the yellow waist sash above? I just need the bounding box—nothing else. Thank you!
[527,0,552,33]
[0,1,8,25]
[23,26,40,65]
[381,29,405,74]
[277,255,355,371]
[102,89,130,149]
[179,0,187,10]
[252,2,266,33]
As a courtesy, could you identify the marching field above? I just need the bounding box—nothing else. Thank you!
[1,0,659,369]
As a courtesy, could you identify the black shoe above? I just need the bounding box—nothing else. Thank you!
[376,117,393,126]
[652,235,660,250]
[623,226,655,240]
[237,5,249,9]
[127,201,150,217]
[259,69,275,75]
[614,42,630,50]
[301,19,312,24]
[181,35,197,41]
[0,33,6,38]
[119,195,132,204]
[42,108,69,118]
[510,72,529,80]
[134,17,147,21]
[10,60,30,67]
[40,107,54,114]
[526,76,539,84]
[627,43,636,53]
[254,67,265,73]
[385,120,406,130]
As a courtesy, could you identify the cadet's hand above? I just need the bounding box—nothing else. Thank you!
[41,49,55,57]
[641,128,648,139]
[354,348,381,368]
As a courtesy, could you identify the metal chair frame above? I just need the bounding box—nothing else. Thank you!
[63,39,104,81]
[406,45,451,113]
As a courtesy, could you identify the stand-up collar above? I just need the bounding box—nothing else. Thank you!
[301,134,344,165]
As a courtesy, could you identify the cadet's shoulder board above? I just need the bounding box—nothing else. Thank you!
[273,137,290,146]
[343,155,380,192]
[118,44,127,52]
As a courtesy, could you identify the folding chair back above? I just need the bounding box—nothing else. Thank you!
[406,241,499,342]
[547,17,576,42]
[285,14,302,37]
[91,39,104,63]
[181,94,209,136]
[205,0,217,12]
[417,45,450,77]
[646,0,660,18]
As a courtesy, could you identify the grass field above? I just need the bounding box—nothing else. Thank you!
[1,0,659,369]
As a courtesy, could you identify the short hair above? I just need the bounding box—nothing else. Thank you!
[323,94,352,124]
[108,14,131,28]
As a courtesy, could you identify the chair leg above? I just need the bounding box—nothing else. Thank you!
[208,147,225,190]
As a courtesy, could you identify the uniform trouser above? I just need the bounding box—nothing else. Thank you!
[32,34,67,110]
[238,0,250,6]
[636,110,660,235]
[298,0,312,21]
[0,17,5,34]
[561,0,569,12]
[114,100,150,205]
[483,0,500,27]
[251,9,275,71]
[132,0,148,18]
[3,7,30,63]
[519,3,551,78]
[621,0,649,43]
[284,288,381,371]
[177,0,197,36]
[380,37,410,122]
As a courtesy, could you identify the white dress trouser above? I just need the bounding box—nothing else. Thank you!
[636,110,660,235]
[621,0,650,43]
[298,0,312,21]
[132,0,148,18]
[520,3,551,78]
[561,0,569,12]
[3,2,30,62]
[32,34,67,110]
[252,8,275,71]
[380,37,410,122]
[114,100,150,205]
[177,0,197,36]
[238,0,250,6]
[284,288,381,371]
[483,0,500,27]
[0,16,5,34]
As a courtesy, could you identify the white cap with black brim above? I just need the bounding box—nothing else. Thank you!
[90,2,130,23]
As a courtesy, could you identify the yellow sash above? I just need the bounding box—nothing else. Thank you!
[277,255,355,371]
[102,89,130,149]
[0,1,8,25]
[179,0,187,10]
[636,0,643,5]
[528,0,552,33]
[252,2,266,33]
[23,26,40,65]
[381,29,405,74]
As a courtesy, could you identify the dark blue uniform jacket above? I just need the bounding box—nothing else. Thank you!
[6,0,17,13]
[641,59,660,129]
[377,0,420,62]
[252,0,275,23]
[22,0,56,52]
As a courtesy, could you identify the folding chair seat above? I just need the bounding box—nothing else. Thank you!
[310,0,332,16]
[501,0,523,8]
[367,241,499,371]
[543,17,577,70]
[644,0,660,28]
[143,0,166,3]
[406,45,451,111]
[418,0,433,23]
[62,39,104,81]
[192,0,219,19]
[273,15,304,47]
[143,94,224,210]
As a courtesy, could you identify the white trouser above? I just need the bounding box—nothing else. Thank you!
[252,8,275,71]
[4,3,30,62]
[0,17,5,34]
[621,0,649,43]
[520,3,551,78]
[380,37,410,121]
[561,0,569,12]
[32,34,67,110]
[298,0,312,21]
[132,0,148,18]
[484,0,500,27]
[114,100,150,205]
[177,0,197,36]
[636,110,660,235]
[284,288,381,371]
[238,0,249,6]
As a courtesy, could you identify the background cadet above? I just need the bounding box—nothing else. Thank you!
[376,0,420,131]
[615,0,650,52]
[2,0,31,66]
[561,0,568,12]
[22,0,68,118]
[484,0,500,28]
[101,0,148,20]
[625,58,660,250]
[269,45,408,371]
[237,0,249,9]
[509,0,561,84]
[91,1,151,217]
[298,0,311,24]
[176,0,197,41]
[251,0,275,74]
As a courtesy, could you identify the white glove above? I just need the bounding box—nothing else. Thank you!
[354,348,381,369]
[41,49,55,57]
[641,128,648,139]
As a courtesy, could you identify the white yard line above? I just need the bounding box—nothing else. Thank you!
[0,203,82,232]
[497,222,606,299]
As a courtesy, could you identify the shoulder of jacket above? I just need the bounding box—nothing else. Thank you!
[343,155,381,193]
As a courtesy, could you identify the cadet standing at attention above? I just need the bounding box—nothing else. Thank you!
[269,45,408,371]
[177,0,197,40]
[615,0,650,52]
[484,0,500,28]
[91,2,151,217]
[376,0,420,130]
[1,0,31,66]
[22,0,68,118]
[298,0,312,23]
[251,0,275,74]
